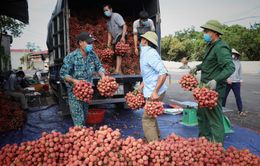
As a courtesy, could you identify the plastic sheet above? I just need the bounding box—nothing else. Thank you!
[0,105,259,156]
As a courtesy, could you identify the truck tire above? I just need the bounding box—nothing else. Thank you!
[115,102,126,111]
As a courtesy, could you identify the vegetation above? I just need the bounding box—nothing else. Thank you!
[161,23,260,61]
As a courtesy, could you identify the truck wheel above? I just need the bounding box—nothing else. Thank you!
[51,92,58,103]
[115,103,126,111]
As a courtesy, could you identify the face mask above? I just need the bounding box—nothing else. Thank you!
[85,44,93,53]
[17,77,22,81]
[203,33,212,43]
[141,20,149,27]
[232,55,235,59]
[139,43,143,50]
[104,11,112,17]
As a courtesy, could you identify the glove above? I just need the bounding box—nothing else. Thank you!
[189,67,198,75]
[207,80,217,90]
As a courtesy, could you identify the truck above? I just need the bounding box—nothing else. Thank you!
[46,0,161,115]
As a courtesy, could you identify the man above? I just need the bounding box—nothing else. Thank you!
[103,4,127,74]
[222,49,246,116]
[60,32,106,126]
[133,10,155,56]
[138,31,168,142]
[4,70,28,110]
[190,20,235,144]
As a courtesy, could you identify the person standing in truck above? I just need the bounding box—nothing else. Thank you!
[190,20,235,144]
[133,10,155,56]
[60,32,106,126]
[103,4,127,75]
[138,31,168,142]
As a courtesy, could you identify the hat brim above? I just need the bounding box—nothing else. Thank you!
[76,36,96,43]
[232,51,240,56]
[140,35,158,47]
[200,25,223,35]
[86,37,96,43]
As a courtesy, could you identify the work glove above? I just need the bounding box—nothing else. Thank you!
[207,80,217,90]
[189,67,198,75]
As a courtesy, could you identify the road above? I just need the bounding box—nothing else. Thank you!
[34,70,260,132]
[165,69,260,132]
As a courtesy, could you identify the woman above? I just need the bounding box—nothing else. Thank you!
[222,48,246,116]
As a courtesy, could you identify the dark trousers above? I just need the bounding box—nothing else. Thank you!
[222,82,243,112]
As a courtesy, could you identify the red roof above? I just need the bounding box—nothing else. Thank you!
[11,49,31,53]
[30,50,48,55]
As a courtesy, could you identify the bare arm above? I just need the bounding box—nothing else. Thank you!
[99,72,106,79]
[64,76,78,84]
[154,74,167,93]
[134,34,138,50]
[107,32,112,47]
[150,74,167,100]
[120,24,127,43]
[138,81,144,91]
[134,34,139,55]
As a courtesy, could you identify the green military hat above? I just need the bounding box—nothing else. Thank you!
[201,20,223,35]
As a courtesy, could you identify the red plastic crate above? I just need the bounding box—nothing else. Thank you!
[86,108,105,124]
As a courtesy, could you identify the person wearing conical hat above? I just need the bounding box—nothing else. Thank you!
[222,48,247,117]
[190,20,235,144]
[138,31,168,142]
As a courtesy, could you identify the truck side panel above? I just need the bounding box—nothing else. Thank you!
[47,0,160,114]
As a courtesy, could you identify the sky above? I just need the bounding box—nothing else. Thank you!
[11,0,260,50]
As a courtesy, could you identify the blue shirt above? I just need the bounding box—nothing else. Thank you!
[140,46,168,98]
[60,49,105,90]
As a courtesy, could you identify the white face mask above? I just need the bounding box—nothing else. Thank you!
[17,77,22,81]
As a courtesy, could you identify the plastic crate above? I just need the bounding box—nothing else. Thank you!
[180,108,198,126]
[86,108,105,124]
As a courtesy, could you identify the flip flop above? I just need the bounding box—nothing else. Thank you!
[238,111,247,117]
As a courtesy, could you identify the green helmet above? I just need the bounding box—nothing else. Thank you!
[200,20,223,35]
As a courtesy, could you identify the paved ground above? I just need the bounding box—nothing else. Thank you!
[165,70,260,132]
[30,70,260,132]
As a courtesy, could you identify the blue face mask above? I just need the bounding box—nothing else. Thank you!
[203,34,212,43]
[139,43,143,50]
[104,11,112,17]
[85,44,93,53]
[141,20,149,27]
[17,77,22,81]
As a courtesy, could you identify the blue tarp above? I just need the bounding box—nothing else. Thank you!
[0,105,260,156]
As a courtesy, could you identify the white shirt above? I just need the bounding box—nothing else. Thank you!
[133,19,155,34]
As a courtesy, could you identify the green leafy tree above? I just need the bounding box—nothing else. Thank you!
[222,23,260,61]
[0,15,25,41]
[26,42,41,52]
[0,16,25,71]
[161,27,206,61]
[161,23,260,61]
[163,37,185,61]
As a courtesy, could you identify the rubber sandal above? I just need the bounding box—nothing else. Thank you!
[238,112,247,117]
